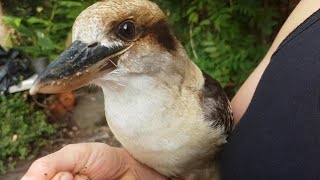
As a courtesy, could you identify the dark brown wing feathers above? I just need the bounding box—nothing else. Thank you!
[201,72,234,135]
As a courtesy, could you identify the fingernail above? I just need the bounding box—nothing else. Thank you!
[75,174,90,180]
[60,173,73,180]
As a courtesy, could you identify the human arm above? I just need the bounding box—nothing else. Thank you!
[231,0,320,124]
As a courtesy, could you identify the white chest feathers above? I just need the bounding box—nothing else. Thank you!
[97,74,226,176]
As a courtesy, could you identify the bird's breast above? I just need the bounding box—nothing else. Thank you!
[102,78,195,151]
[98,76,227,176]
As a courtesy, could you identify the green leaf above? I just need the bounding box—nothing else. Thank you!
[27,17,51,26]
[188,12,199,24]
[50,23,71,32]
[199,19,211,26]
[37,36,56,50]
[58,1,82,7]
[2,16,21,28]
[203,47,217,53]
[16,25,34,36]
[16,46,41,55]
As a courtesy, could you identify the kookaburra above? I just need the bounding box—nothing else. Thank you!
[30,0,233,179]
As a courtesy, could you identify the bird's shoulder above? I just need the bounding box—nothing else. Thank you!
[200,71,233,135]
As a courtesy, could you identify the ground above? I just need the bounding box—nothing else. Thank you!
[0,88,120,180]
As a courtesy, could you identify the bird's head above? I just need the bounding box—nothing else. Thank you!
[30,0,202,95]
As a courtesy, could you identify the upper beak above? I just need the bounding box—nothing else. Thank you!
[30,40,128,95]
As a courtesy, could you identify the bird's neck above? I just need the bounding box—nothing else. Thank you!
[98,70,204,140]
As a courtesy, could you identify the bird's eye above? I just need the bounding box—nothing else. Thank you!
[117,20,136,41]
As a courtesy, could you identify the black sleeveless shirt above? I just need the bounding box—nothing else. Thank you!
[220,10,320,179]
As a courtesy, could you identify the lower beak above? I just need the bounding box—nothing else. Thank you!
[30,40,128,95]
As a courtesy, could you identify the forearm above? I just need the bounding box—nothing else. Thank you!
[231,0,320,124]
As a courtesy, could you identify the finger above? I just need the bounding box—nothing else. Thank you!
[22,143,128,180]
[22,144,88,180]
[51,172,74,180]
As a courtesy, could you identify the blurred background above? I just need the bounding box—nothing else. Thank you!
[0,0,299,179]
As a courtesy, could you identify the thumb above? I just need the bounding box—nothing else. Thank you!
[22,144,82,180]
[51,172,73,180]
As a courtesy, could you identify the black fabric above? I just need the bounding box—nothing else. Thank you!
[220,9,320,180]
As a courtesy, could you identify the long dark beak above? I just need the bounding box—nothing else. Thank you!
[30,40,128,95]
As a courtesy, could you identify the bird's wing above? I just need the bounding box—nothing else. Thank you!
[201,71,234,135]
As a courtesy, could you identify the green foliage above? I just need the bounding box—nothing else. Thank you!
[3,0,96,60]
[3,0,286,92]
[155,0,285,92]
[0,0,98,174]
[0,93,55,174]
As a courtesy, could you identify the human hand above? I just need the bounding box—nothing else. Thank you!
[21,143,167,180]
